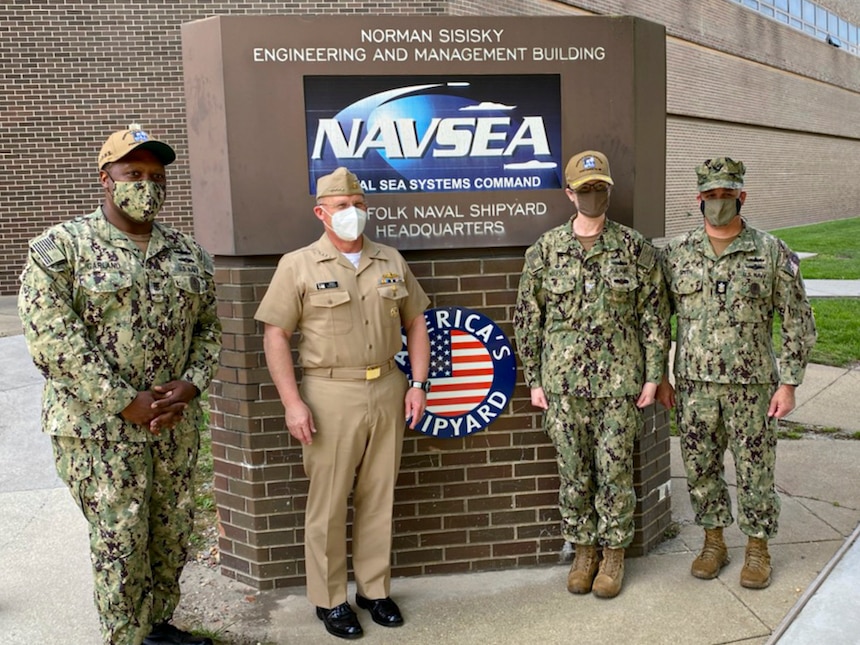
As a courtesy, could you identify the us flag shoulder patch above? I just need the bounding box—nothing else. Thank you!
[30,235,65,267]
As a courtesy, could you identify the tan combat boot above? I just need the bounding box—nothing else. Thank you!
[592,547,625,598]
[740,537,772,589]
[567,544,599,594]
[691,528,730,579]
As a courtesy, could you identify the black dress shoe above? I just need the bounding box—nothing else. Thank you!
[316,602,364,639]
[355,594,404,627]
[143,622,213,644]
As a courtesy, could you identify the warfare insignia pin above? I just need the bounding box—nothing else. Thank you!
[380,272,402,284]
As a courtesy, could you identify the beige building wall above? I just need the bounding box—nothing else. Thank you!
[451,0,860,240]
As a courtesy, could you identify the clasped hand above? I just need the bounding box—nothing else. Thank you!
[121,380,199,435]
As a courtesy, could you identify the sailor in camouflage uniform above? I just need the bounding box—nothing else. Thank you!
[18,125,221,645]
[513,151,670,599]
[657,157,816,590]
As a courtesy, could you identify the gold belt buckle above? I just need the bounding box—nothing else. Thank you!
[365,366,381,380]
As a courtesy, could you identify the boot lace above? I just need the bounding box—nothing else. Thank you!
[573,547,597,571]
[699,538,724,563]
[601,550,623,577]
[745,545,769,570]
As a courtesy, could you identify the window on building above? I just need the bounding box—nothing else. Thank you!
[732,0,859,56]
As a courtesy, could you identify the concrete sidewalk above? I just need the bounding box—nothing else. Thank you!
[1,291,858,644]
[803,279,860,298]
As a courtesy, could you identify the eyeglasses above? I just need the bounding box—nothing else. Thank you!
[571,181,610,194]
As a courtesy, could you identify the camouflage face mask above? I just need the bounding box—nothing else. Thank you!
[112,180,167,223]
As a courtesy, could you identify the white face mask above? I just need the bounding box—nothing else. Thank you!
[324,205,368,241]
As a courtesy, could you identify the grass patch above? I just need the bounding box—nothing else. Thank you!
[661,521,681,541]
[771,217,860,279]
[817,427,840,434]
[771,299,860,368]
[768,217,860,368]
[777,428,804,440]
[190,396,218,556]
[807,299,860,367]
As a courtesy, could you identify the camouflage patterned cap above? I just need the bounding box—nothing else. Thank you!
[316,167,364,199]
[696,157,745,192]
[98,123,176,169]
[565,150,614,190]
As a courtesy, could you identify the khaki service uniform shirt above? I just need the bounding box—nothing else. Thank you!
[18,208,222,442]
[255,233,429,369]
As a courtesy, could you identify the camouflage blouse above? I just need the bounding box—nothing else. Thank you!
[18,208,221,441]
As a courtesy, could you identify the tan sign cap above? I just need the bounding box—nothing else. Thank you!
[565,150,614,190]
[98,123,176,169]
[316,167,364,199]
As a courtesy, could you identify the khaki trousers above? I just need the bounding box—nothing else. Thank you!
[300,368,407,608]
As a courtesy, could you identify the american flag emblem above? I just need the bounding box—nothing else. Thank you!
[428,329,494,417]
[397,306,517,439]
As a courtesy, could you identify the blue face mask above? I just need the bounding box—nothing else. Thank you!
[700,198,741,226]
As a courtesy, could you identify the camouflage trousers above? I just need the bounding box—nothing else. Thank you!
[675,379,780,539]
[51,429,199,645]
[545,394,640,548]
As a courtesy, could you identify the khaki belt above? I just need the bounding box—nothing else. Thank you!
[303,358,398,381]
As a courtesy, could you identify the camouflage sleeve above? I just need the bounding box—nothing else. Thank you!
[773,242,816,385]
[179,247,222,394]
[17,233,138,414]
[512,244,546,388]
[658,243,677,316]
[636,241,670,384]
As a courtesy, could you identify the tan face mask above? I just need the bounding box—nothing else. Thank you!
[575,189,610,218]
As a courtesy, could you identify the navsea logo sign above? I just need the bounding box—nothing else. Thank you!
[397,307,517,438]
[306,75,562,195]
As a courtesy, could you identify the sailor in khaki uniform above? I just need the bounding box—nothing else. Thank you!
[255,167,430,640]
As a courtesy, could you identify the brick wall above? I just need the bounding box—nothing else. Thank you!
[0,0,445,295]
[3,0,859,295]
[212,249,671,588]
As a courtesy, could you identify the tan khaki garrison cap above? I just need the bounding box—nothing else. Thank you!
[565,150,614,190]
[696,157,746,192]
[316,167,364,199]
[98,123,176,169]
